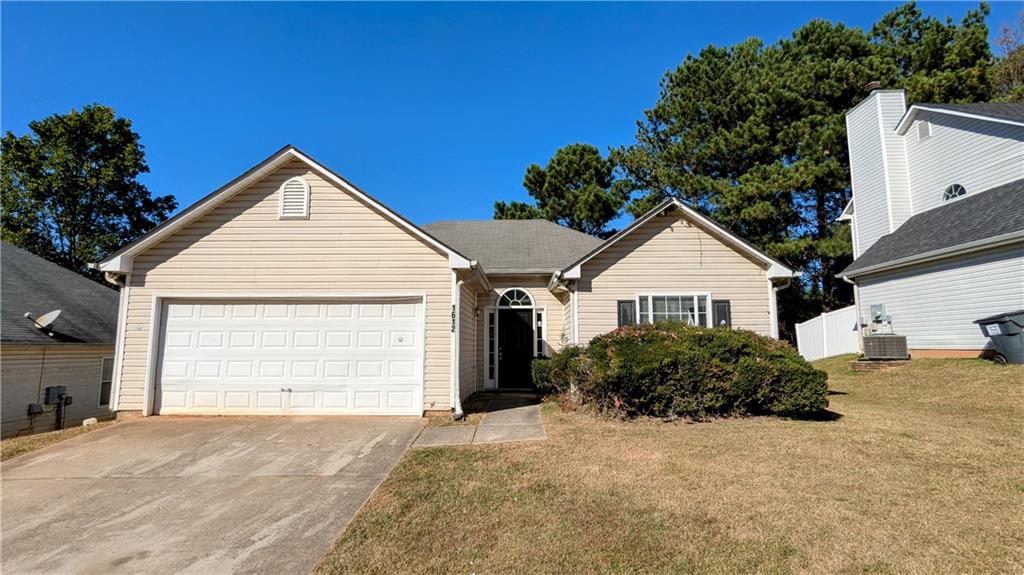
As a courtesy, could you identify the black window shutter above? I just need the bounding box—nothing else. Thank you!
[617,300,636,328]
[712,300,732,328]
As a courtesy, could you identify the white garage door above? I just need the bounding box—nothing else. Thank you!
[155,299,423,415]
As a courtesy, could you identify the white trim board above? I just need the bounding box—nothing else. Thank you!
[895,105,1024,135]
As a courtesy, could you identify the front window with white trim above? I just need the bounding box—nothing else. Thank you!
[99,357,114,407]
[637,294,710,326]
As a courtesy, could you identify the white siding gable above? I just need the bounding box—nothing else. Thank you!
[904,111,1024,215]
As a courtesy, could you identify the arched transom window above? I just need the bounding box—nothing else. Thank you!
[498,288,534,308]
[942,183,967,202]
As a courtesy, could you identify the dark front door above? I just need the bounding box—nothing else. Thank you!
[498,308,534,388]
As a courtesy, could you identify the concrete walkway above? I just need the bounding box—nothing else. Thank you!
[414,395,546,447]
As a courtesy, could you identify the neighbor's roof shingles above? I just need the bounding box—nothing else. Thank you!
[1,242,119,345]
[422,220,603,273]
[840,178,1024,277]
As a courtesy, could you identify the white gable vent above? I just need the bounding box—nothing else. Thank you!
[278,176,310,219]
[917,120,931,141]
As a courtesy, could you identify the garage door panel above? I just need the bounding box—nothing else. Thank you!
[156,299,423,415]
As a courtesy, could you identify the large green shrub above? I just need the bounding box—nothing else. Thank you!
[532,345,590,395]
[532,321,828,419]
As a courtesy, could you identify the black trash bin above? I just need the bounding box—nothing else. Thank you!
[973,310,1024,364]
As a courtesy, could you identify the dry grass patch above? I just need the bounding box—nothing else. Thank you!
[1,421,116,461]
[317,357,1024,574]
[425,393,488,427]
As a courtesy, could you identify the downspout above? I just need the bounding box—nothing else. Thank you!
[103,271,129,413]
[451,273,466,421]
[770,276,794,339]
[571,286,580,345]
[841,274,864,352]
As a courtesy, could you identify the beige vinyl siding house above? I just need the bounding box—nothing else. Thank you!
[95,146,796,419]
[113,155,461,415]
[1,347,114,437]
[574,211,773,343]
[2,243,119,437]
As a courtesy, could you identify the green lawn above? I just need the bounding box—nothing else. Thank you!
[317,357,1024,574]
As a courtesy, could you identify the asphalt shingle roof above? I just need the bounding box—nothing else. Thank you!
[422,220,604,273]
[840,178,1024,277]
[922,102,1024,124]
[1,242,119,345]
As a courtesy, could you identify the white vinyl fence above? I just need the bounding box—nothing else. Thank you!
[795,305,860,361]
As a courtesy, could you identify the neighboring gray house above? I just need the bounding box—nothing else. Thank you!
[839,90,1024,356]
[1,243,119,437]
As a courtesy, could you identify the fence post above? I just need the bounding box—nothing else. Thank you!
[821,312,829,358]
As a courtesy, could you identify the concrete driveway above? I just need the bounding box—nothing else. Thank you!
[1,416,423,574]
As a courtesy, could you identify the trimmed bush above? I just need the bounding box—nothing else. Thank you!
[532,321,828,419]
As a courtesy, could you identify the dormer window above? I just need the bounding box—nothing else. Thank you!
[942,184,966,202]
[278,176,310,219]
[917,120,931,141]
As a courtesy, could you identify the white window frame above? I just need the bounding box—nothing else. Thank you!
[634,293,712,327]
[99,356,115,407]
[278,176,310,219]
[534,307,548,358]
[496,287,534,308]
[484,306,497,390]
[941,183,967,203]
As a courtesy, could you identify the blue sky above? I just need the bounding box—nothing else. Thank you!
[3,2,1018,225]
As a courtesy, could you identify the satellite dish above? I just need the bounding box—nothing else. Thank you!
[35,310,62,328]
[24,309,61,336]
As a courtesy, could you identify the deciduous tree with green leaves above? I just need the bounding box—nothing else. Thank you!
[495,143,627,238]
[1,104,176,281]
